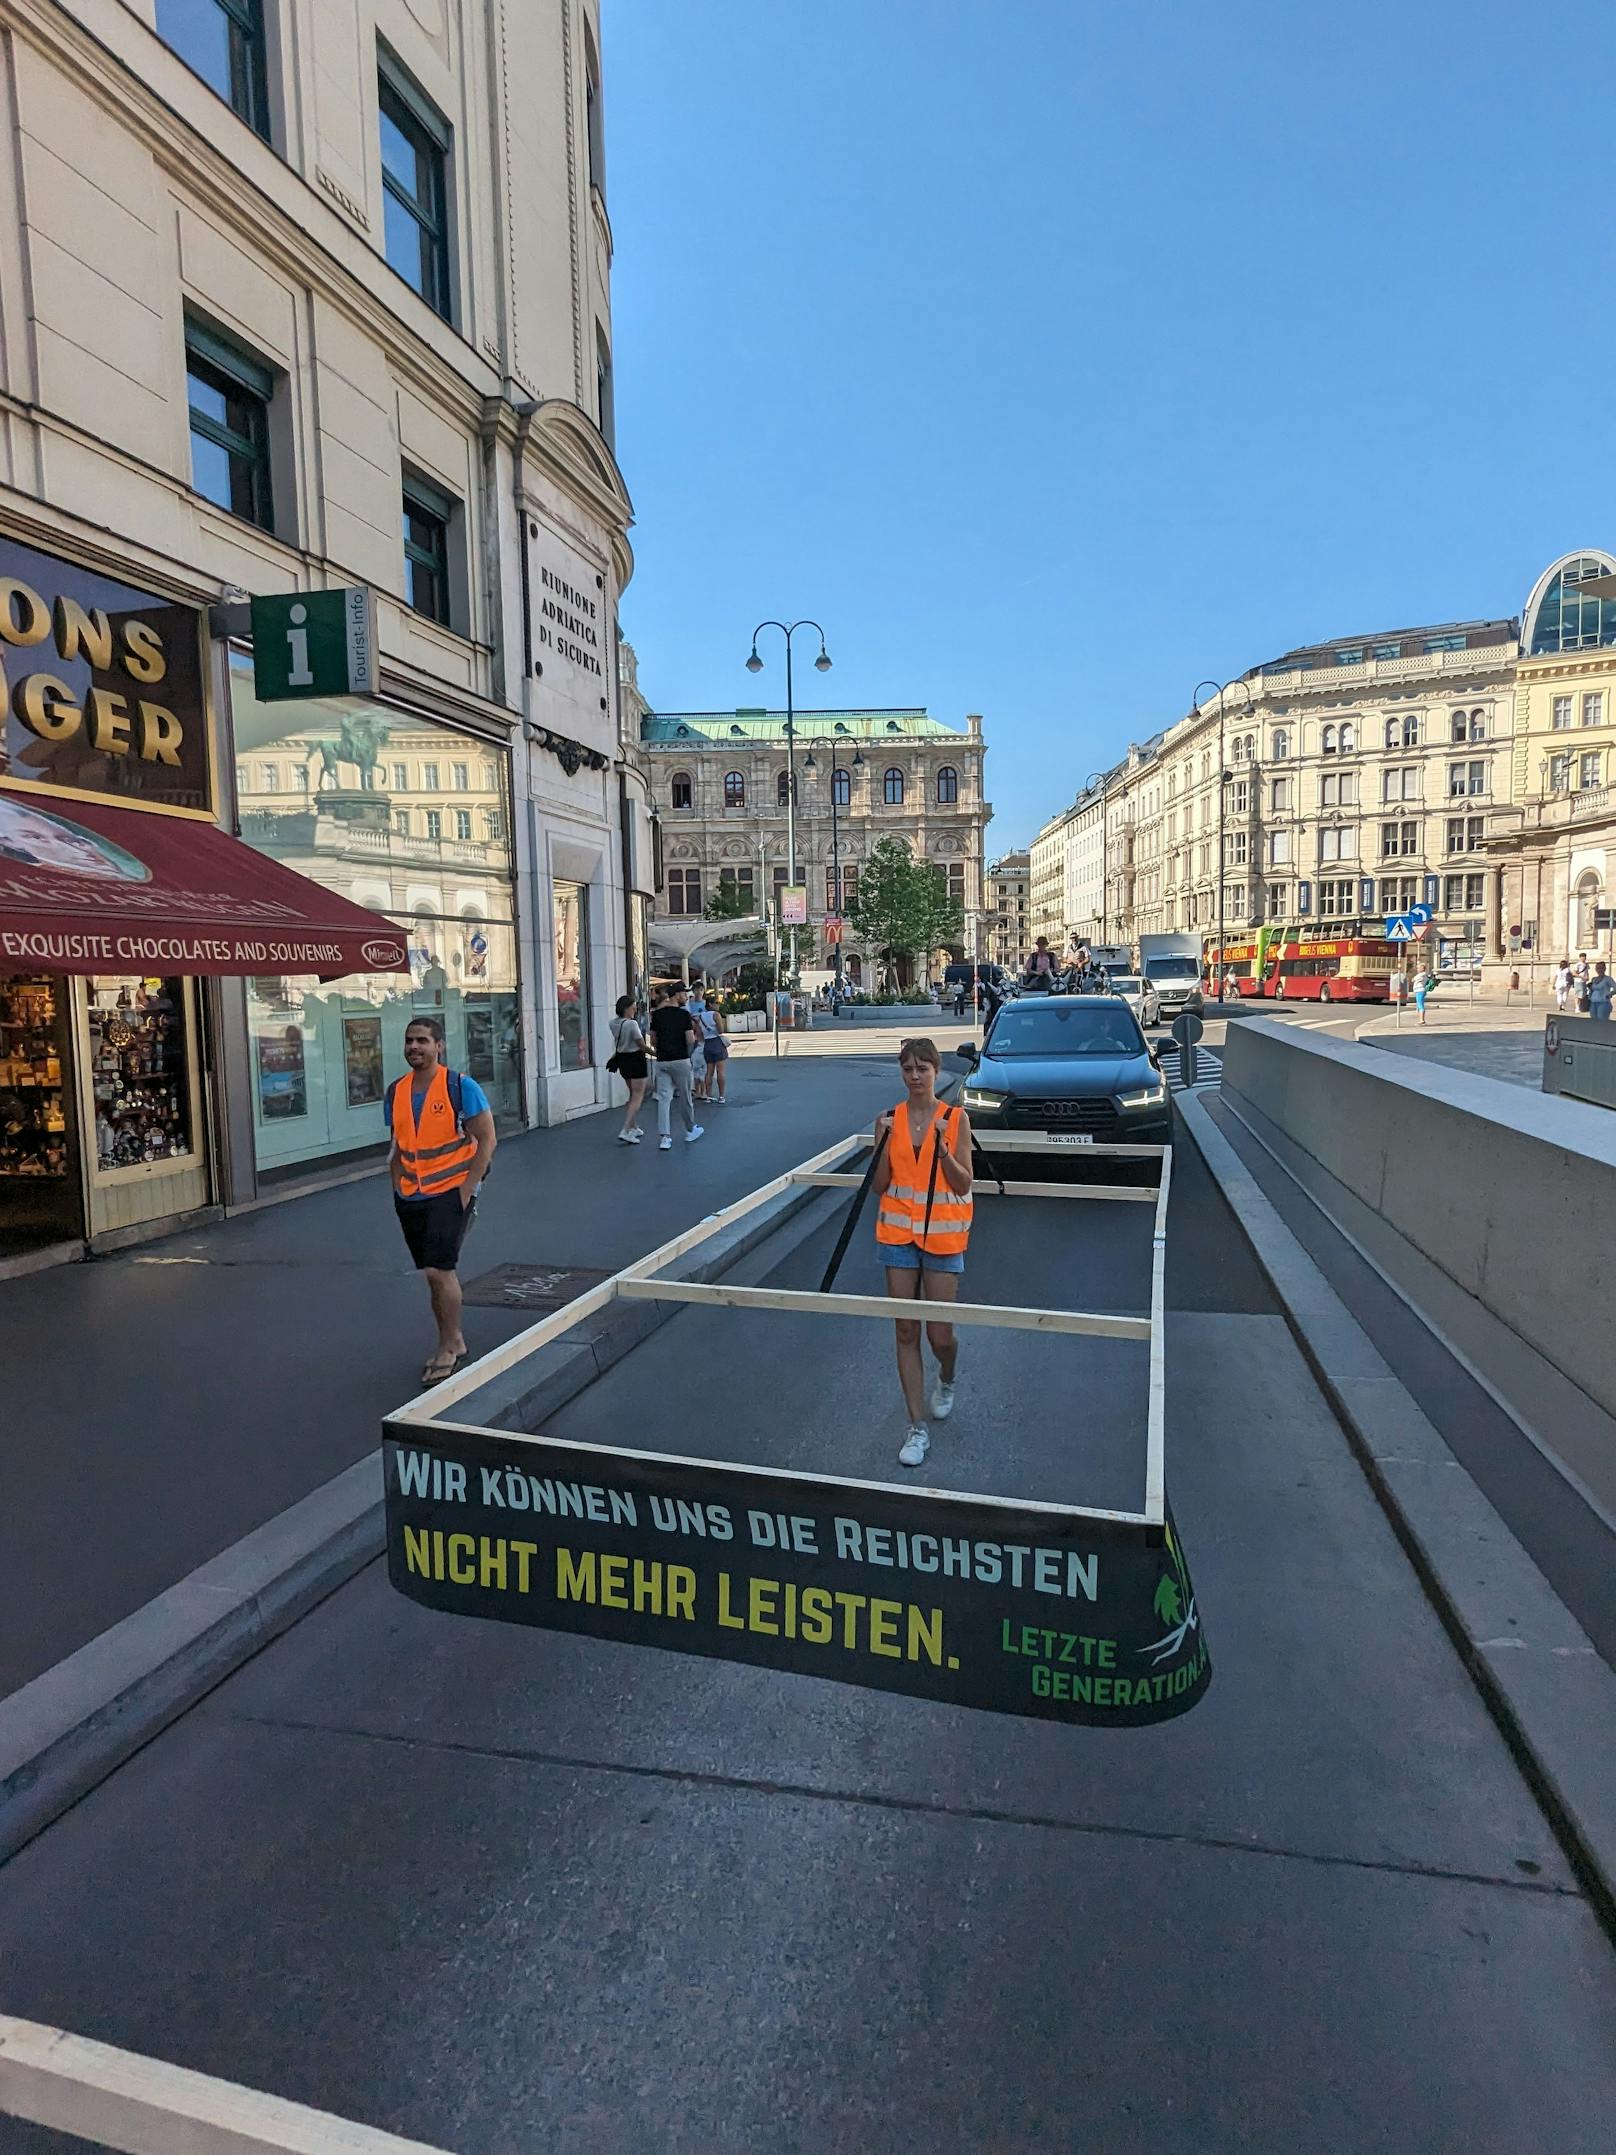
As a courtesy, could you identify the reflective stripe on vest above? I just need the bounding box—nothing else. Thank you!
[875,1103,972,1253]
[391,1065,478,1198]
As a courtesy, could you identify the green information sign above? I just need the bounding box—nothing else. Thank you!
[249,588,377,702]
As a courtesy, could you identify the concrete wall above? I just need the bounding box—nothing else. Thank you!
[1220,1017,1616,1418]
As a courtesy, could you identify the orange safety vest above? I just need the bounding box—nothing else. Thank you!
[391,1065,478,1199]
[875,1102,973,1254]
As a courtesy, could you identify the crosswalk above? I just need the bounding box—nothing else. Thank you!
[1163,1045,1222,1094]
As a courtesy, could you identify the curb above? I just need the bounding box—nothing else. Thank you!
[0,1162,849,1866]
[1175,1088,1616,1940]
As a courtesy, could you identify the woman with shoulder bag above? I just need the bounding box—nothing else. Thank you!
[608,995,650,1144]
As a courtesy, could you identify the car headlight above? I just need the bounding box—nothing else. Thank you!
[962,1084,1009,1109]
[1117,1082,1167,1109]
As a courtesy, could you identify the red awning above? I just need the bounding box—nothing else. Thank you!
[0,794,409,979]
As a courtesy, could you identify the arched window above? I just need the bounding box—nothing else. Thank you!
[1339,720,1356,753]
[1272,728,1290,760]
[1200,750,1211,781]
[936,765,959,804]
[1525,553,1616,655]
[723,770,745,808]
[831,766,850,807]
[883,767,905,805]
[1322,723,1337,755]
[1384,717,1399,749]
[1244,733,1257,761]
[671,771,692,810]
[776,769,796,807]
[1231,737,1245,764]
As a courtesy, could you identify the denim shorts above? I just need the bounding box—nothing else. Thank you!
[881,1243,966,1275]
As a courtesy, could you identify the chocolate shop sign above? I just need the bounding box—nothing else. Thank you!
[0,536,212,817]
[384,1423,1211,1728]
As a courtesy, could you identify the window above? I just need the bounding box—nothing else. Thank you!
[1230,830,1249,866]
[1448,760,1486,798]
[1423,635,1466,653]
[186,322,275,531]
[1381,820,1417,857]
[776,769,797,807]
[402,474,454,627]
[553,881,591,1070]
[294,765,309,792]
[721,771,745,809]
[394,808,409,836]
[1382,767,1419,803]
[1334,649,1364,667]
[1444,873,1485,913]
[421,761,440,791]
[451,762,469,790]
[1320,879,1356,917]
[1270,830,1293,866]
[666,866,701,915]
[156,0,270,139]
[1380,875,1419,913]
[1322,723,1337,754]
[1527,556,1616,654]
[1271,776,1291,812]
[1321,773,1356,808]
[1231,736,1246,764]
[1267,884,1288,918]
[936,765,959,805]
[1553,696,1574,730]
[584,22,607,193]
[1446,816,1484,853]
[1230,778,1250,815]
[1319,825,1357,862]
[831,765,851,808]
[1584,692,1605,728]
[1339,720,1356,753]
[1550,754,1571,792]
[1581,751,1602,789]
[1448,708,1486,744]
[378,49,451,318]
[424,808,441,839]
[670,772,692,810]
[595,327,615,451]
[485,809,505,841]
[391,763,408,791]
[883,767,905,805]
[946,861,966,904]
[1271,728,1290,759]
[454,808,471,840]
[720,866,756,905]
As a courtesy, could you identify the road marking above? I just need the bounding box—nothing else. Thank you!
[1165,1047,1223,1093]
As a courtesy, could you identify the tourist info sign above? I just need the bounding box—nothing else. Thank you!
[250,589,378,702]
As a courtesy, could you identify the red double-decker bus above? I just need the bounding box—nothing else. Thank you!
[1260,932,1395,1003]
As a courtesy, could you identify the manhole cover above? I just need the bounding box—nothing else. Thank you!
[460,1262,612,1310]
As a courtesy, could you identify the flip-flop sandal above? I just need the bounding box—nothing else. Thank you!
[420,1352,467,1387]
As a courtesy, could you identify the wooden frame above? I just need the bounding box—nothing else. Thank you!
[396,1128,1173,1530]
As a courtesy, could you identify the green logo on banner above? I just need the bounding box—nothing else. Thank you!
[249,589,377,701]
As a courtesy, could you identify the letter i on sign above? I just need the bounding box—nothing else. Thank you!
[287,603,313,689]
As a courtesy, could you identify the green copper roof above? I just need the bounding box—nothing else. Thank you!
[642,707,964,746]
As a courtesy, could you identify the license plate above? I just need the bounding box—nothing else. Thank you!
[1045,1132,1095,1146]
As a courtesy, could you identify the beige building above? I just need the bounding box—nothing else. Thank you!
[0,0,638,1262]
[984,849,1029,970]
[641,708,991,988]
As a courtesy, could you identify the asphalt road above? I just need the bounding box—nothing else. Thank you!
[3,1117,1614,2153]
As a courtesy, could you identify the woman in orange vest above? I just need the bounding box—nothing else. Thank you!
[873,1037,973,1468]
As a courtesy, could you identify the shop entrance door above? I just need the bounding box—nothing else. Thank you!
[76,976,210,1242]
[0,974,83,1260]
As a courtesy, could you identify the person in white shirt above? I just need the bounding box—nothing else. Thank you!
[1553,960,1574,1013]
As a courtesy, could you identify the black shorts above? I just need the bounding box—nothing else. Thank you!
[615,1051,649,1082]
[395,1189,475,1272]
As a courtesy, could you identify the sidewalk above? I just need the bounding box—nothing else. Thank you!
[1354,992,1549,1090]
[0,1050,903,1703]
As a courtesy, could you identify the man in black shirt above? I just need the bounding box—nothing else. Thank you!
[648,986,704,1151]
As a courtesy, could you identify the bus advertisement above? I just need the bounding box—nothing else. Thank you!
[1261,932,1396,1002]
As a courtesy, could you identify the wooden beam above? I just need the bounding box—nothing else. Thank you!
[788,1171,1155,1202]
[0,2014,452,2155]
[617,1275,1152,1341]
[1143,1147,1173,1526]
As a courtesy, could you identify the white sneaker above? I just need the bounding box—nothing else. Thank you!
[618,1129,641,1144]
[659,1135,673,1150]
[898,1424,931,1468]
[686,1125,705,1143]
[930,1380,955,1421]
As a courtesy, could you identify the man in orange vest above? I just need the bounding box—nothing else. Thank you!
[388,1015,497,1387]
[873,1037,973,1467]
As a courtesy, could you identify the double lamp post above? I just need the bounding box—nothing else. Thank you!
[747,618,831,988]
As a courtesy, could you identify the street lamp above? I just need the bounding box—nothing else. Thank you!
[802,735,862,997]
[746,619,831,983]
[1192,677,1253,1000]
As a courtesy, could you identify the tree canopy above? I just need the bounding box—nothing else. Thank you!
[848,837,963,970]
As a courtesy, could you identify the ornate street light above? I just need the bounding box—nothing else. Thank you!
[745,620,831,982]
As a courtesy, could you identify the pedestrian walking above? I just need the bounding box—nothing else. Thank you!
[608,994,649,1143]
[873,1037,973,1468]
[686,985,710,1101]
[1588,961,1615,1020]
[1554,959,1574,1013]
[649,985,704,1150]
[697,991,729,1103]
[1575,952,1592,997]
[387,1016,497,1387]
[1412,969,1434,1024]
[954,978,968,1018]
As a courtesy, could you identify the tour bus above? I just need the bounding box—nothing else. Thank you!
[1204,937,1266,998]
[1259,930,1395,1002]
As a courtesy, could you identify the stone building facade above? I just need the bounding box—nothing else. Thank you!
[641,708,991,986]
[984,849,1029,970]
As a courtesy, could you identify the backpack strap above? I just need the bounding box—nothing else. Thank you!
[446,1067,464,1130]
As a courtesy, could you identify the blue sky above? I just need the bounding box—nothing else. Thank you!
[606,0,1611,849]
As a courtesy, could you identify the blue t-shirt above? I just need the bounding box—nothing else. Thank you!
[386,1069,491,1200]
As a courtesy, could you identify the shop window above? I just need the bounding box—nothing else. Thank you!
[86,979,194,1167]
[670,771,693,810]
[0,977,75,1254]
[402,473,456,628]
[186,320,276,532]
[379,45,452,319]
[936,765,959,805]
[723,770,745,808]
[883,767,905,805]
[553,881,591,1070]
[157,0,270,140]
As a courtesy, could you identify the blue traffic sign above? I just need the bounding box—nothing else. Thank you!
[1384,912,1430,941]
[1407,902,1434,926]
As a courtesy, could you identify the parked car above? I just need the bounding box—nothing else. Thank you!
[956,994,1170,1144]
[1107,973,1162,1029]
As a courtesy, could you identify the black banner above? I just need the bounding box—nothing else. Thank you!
[384,1421,1210,1726]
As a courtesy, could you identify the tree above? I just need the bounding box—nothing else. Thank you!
[848,837,963,976]
[703,876,753,922]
